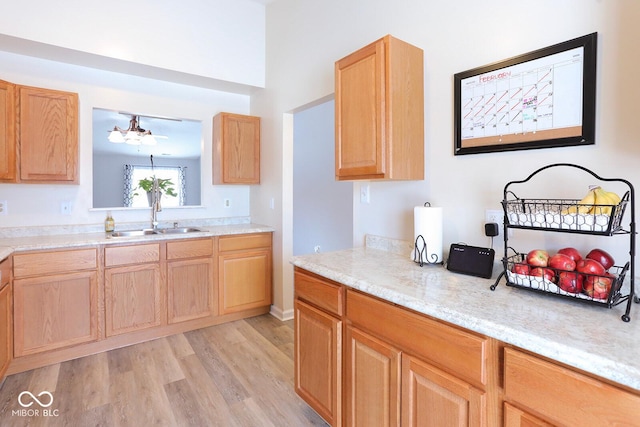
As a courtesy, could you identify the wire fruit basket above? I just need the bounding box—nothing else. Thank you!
[491,163,637,322]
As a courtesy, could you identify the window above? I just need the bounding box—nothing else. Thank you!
[124,165,186,208]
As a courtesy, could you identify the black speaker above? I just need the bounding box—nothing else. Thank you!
[446,243,495,279]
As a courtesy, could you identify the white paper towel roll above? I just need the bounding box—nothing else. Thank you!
[413,206,443,264]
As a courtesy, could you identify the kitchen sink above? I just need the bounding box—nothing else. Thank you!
[155,227,202,234]
[110,229,158,237]
[110,227,202,237]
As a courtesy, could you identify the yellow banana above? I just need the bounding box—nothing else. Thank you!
[561,187,596,215]
[592,186,621,215]
[577,188,597,214]
[606,190,621,205]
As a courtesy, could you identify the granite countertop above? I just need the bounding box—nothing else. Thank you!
[291,246,640,391]
[0,223,274,259]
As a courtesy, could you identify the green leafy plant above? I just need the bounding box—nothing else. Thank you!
[133,177,177,197]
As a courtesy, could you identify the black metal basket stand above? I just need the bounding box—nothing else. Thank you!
[490,163,637,322]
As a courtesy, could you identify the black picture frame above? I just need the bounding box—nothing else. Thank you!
[454,33,597,155]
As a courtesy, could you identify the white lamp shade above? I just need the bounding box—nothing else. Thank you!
[142,134,158,145]
[108,130,125,143]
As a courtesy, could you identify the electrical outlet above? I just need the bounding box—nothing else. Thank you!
[224,199,231,208]
[314,245,321,253]
[0,200,6,216]
[60,201,72,216]
[485,209,504,239]
[360,184,370,204]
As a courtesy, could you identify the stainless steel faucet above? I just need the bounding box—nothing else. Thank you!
[151,178,162,230]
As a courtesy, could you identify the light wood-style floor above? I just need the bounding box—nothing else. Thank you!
[0,314,328,426]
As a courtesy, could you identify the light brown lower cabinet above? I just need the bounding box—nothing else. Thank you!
[294,267,640,426]
[7,233,272,375]
[218,233,272,315]
[295,299,342,426]
[104,243,163,336]
[0,257,12,380]
[503,347,640,426]
[167,238,215,324]
[345,325,400,427]
[401,354,485,426]
[12,249,98,357]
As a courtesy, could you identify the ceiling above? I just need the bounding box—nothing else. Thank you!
[92,108,202,159]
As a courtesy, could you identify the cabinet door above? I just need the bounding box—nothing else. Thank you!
[0,80,16,182]
[294,299,342,426]
[335,38,385,179]
[0,282,12,378]
[105,264,162,336]
[167,258,215,324]
[14,271,98,356]
[345,325,401,427]
[18,85,78,183]
[504,403,554,427]
[401,354,486,427]
[218,249,271,315]
[213,112,260,184]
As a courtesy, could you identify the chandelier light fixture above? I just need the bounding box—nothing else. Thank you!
[108,115,158,146]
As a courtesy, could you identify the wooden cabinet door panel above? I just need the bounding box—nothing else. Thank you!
[335,39,384,179]
[504,347,640,426]
[168,258,215,324]
[504,403,554,427]
[213,112,260,184]
[218,250,271,315]
[0,282,12,378]
[0,80,16,182]
[18,86,78,183]
[105,264,162,336]
[14,271,98,356]
[401,354,486,427]
[294,299,342,426]
[346,325,401,427]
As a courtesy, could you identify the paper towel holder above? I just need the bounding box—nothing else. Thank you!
[413,202,442,267]
[413,235,442,266]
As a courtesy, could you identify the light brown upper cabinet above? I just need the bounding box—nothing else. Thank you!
[335,35,424,181]
[213,112,260,184]
[0,79,78,184]
[18,85,78,183]
[0,80,16,182]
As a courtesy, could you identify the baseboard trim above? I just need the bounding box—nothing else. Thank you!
[269,305,294,321]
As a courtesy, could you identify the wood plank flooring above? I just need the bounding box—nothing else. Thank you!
[0,314,328,427]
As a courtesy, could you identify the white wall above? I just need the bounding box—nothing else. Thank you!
[293,100,353,256]
[0,51,252,228]
[0,0,265,89]
[254,0,640,316]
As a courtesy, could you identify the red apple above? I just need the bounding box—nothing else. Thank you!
[557,247,582,263]
[583,273,614,299]
[576,258,606,276]
[586,248,615,270]
[526,249,549,267]
[531,267,556,283]
[548,253,576,272]
[511,262,531,275]
[557,271,584,293]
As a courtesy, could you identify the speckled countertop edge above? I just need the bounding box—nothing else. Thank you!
[291,246,640,391]
[0,223,274,257]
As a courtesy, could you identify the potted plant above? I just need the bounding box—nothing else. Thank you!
[134,176,178,206]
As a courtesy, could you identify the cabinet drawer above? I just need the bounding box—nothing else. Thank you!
[13,248,97,278]
[0,258,10,287]
[294,269,343,316]
[218,233,271,252]
[105,243,160,267]
[347,289,488,388]
[167,238,213,260]
[504,347,640,426]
